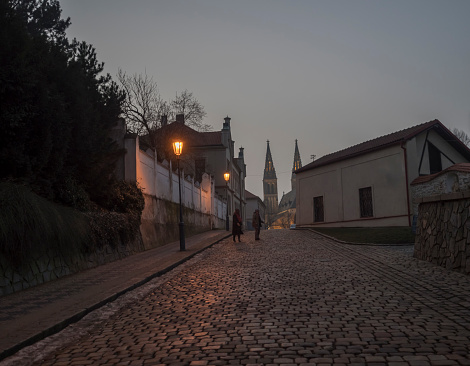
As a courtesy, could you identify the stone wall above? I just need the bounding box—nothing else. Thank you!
[414,191,470,275]
[0,193,226,297]
[411,169,470,216]
[0,233,145,296]
[140,194,226,250]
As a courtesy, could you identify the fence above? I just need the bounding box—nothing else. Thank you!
[124,136,227,248]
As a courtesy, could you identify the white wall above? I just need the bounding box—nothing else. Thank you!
[296,126,470,228]
[125,136,227,223]
[296,145,409,227]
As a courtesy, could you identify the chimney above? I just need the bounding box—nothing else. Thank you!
[223,115,231,130]
[176,114,185,124]
[221,116,231,148]
[161,114,168,127]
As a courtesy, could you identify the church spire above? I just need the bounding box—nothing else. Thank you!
[292,139,302,173]
[263,140,277,179]
[263,140,278,224]
[291,139,302,190]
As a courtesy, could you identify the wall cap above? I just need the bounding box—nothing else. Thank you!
[422,194,441,203]
[420,191,470,203]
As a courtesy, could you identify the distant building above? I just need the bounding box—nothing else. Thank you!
[263,140,278,226]
[154,115,246,229]
[245,190,266,231]
[295,119,470,228]
[263,140,302,228]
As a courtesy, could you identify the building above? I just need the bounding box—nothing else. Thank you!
[263,140,278,227]
[263,140,302,228]
[295,119,470,228]
[155,115,246,229]
[245,190,266,231]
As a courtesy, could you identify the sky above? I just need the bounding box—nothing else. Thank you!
[59,0,470,200]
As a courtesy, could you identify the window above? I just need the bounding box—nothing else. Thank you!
[359,187,373,218]
[428,142,442,174]
[313,196,324,222]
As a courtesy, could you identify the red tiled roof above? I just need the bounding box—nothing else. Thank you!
[296,119,470,173]
[411,163,470,185]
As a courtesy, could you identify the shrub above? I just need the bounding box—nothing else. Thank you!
[0,182,90,265]
[0,180,145,266]
[100,180,145,229]
[85,211,137,251]
[55,175,92,211]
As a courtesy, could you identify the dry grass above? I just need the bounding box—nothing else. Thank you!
[312,226,415,244]
[0,182,90,264]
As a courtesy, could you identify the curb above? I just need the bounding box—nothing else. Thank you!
[0,234,230,362]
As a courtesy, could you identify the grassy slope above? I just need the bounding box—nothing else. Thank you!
[312,227,415,244]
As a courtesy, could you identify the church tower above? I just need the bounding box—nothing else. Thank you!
[263,140,278,224]
[291,139,302,190]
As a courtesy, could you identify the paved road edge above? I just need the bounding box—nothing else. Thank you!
[0,234,230,362]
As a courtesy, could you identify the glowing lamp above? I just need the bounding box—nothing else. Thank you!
[173,141,183,156]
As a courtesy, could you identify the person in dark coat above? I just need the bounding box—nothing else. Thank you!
[232,208,243,242]
[252,209,264,240]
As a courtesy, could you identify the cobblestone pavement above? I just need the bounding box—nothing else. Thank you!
[7,229,470,365]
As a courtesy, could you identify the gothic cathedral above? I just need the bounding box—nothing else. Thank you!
[263,140,278,226]
[263,140,302,228]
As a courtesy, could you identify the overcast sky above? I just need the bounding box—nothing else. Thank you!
[60,0,470,200]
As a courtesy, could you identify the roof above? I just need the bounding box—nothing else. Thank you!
[245,189,261,200]
[154,122,222,149]
[194,131,222,147]
[296,119,470,174]
[245,189,266,209]
[278,189,296,210]
[411,163,470,185]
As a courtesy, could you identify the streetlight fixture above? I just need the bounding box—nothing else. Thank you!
[224,171,230,231]
[173,140,185,251]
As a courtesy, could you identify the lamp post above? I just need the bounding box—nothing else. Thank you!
[173,140,185,251]
[224,171,230,231]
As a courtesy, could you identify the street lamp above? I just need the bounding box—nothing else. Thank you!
[224,171,230,231]
[173,140,185,251]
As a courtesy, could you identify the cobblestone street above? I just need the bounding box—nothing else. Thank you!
[13,230,470,365]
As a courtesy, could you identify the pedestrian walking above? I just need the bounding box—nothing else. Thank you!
[252,209,264,240]
[232,208,243,242]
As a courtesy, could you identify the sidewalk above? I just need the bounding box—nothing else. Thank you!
[0,229,230,361]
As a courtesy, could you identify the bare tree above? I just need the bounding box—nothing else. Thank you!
[452,128,470,147]
[118,71,211,142]
[117,69,168,136]
[170,90,210,131]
